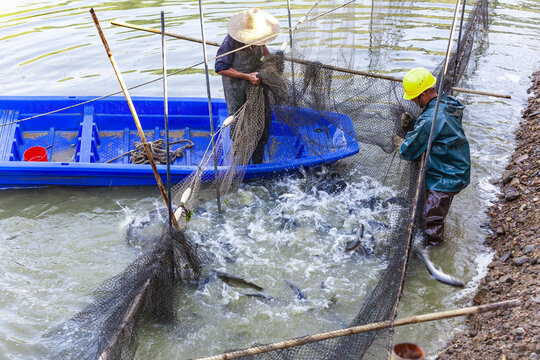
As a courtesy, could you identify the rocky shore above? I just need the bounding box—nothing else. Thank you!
[437,71,540,359]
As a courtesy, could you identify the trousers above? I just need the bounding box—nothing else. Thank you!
[423,189,456,245]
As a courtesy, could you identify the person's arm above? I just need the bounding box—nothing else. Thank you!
[399,115,431,161]
[215,36,262,85]
[217,68,260,85]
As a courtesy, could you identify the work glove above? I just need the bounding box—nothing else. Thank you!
[400,112,414,128]
[393,136,404,150]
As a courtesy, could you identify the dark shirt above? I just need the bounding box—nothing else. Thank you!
[215,35,245,73]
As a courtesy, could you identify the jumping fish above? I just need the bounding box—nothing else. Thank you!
[354,197,377,211]
[198,275,212,291]
[279,193,296,199]
[284,280,306,300]
[367,220,390,230]
[344,223,364,252]
[215,271,264,291]
[382,197,408,208]
[413,246,465,287]
[244,293,276,301]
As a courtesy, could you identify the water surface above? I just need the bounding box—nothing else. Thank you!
[1,0,539,358]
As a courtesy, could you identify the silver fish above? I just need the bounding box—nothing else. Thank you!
[345,223,366,253]
[244,293,275,301]
[284,280,306,300]
[216,271,264,291]
[413,246,465,287]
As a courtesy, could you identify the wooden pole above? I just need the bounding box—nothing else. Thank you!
[3,1,356,131]
[90,8,180,230]
[450,86,511,99]
[391,0,463,353]
[110,20,511,100]
[415,0,463,247]
[197,0,222,213]
[97,279,151,360]
[195,299,520,360]
[161,11,173,232]
[111,20,221,47]
[452,0,468,86]
[285,0,298,106]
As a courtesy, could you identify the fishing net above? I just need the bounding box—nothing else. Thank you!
[44,0,488,358]
[42,227,204,360]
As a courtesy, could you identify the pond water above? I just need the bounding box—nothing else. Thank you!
[0,0,539,359]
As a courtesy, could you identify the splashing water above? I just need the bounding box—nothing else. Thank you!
[123,169,407,358]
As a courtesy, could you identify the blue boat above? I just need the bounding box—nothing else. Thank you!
[0,96,359,188]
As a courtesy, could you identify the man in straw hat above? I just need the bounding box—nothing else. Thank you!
[394,67,471,246]
[215,8,280,164]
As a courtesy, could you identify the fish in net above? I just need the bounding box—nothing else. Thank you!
[41,228,204,360]
[42,0,488,358]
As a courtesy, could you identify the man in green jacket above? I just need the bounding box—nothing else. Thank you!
[394,67,471,246]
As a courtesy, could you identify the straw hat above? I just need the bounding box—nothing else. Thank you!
[227,8,280,46]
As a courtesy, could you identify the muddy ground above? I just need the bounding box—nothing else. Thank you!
[437,70,540,359]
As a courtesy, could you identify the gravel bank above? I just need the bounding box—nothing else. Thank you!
[437,70,540,359]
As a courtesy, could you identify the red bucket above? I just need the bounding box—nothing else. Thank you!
[23,146,48,162]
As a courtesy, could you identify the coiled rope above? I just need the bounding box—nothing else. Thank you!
[104,138,194,164]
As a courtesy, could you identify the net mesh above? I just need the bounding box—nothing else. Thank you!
[43,0,488,358]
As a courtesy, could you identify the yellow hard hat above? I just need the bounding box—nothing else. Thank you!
[402,67,437,100]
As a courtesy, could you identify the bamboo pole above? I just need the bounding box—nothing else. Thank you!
[389,1,464,353]
[111,20,220,47]
[195,299,520,360]
[450,86,511,99]
[197,0,222,214]
[110,21,512,100]
[97,279,151,360]
[285,0,297,106]
[415,0,463,247]
[389,10,465,354]
[89,8,180,230]
[161,12,173,232]
[452,0,467,86]
[286,0,294,50]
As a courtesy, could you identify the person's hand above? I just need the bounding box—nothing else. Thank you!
[393,135,404,149]
[246,72,261,85]
[400,112,414,128]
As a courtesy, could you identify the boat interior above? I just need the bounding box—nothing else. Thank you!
[0,96,355,166]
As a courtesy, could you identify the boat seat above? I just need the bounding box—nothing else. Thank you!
[75,105,101,163]
[0,109,23,161]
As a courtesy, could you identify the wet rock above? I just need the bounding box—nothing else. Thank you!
[513,256,531,265]
[500,251,513,262]
[489,261,504,268]
[515,154,529,163]
[473,287,490,304]
[500,274,516,284]
[505,188,521,201]
[509,177,520,187]
[502,170,517,184]
[437,68,540,360]
[523,244,536,254]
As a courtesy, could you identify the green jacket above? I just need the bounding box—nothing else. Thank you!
[399,94,471,193]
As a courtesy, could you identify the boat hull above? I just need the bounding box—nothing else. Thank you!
[0,96,359,188]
